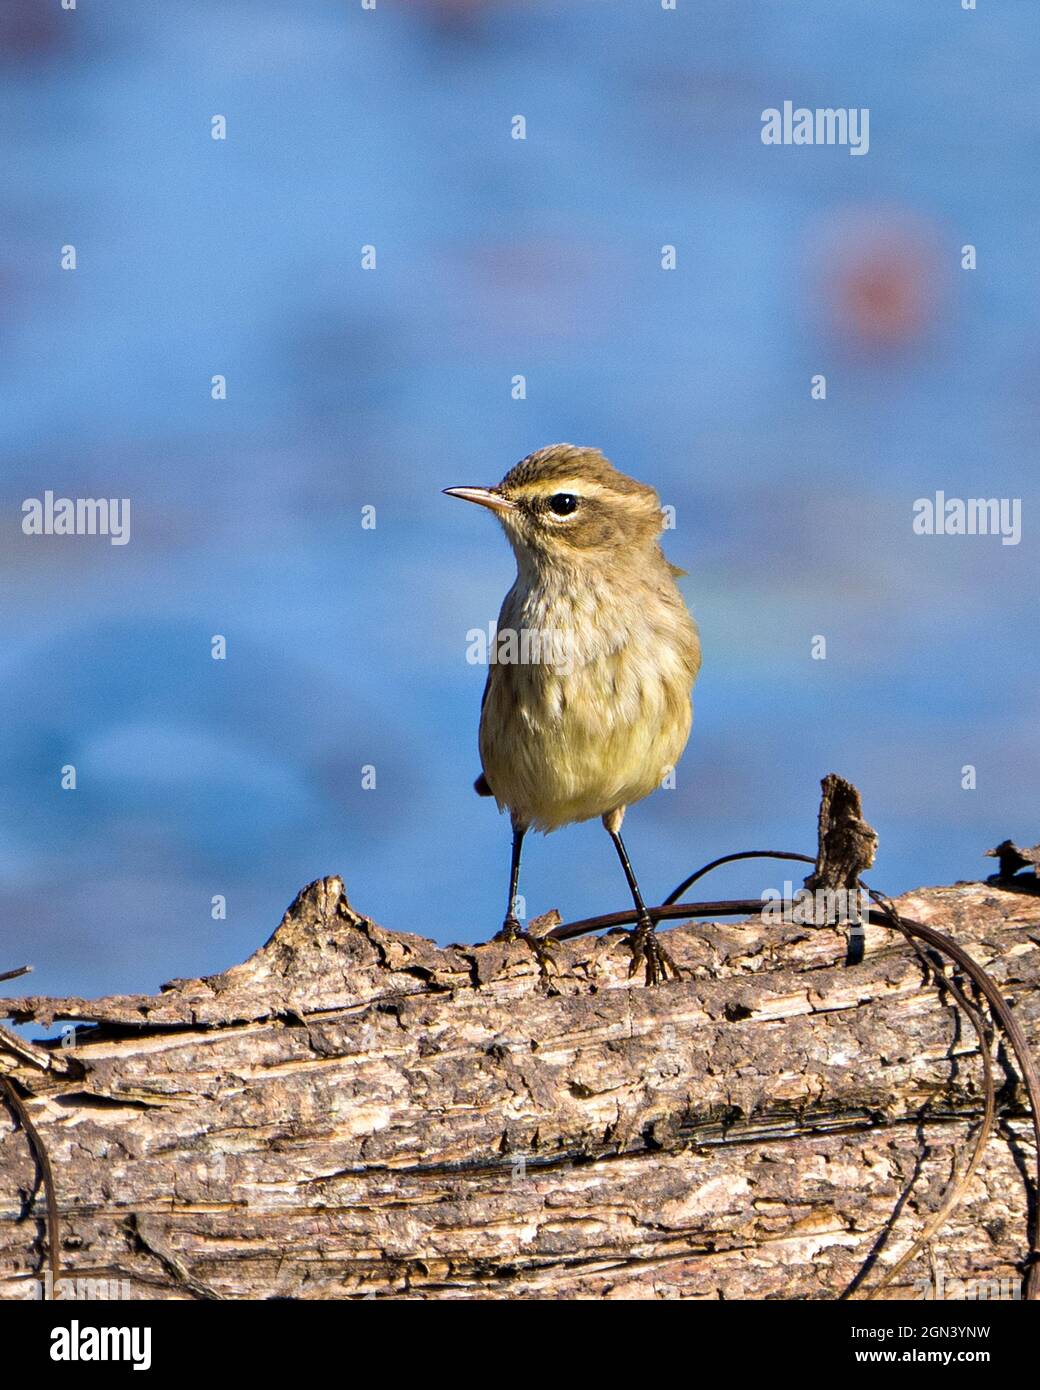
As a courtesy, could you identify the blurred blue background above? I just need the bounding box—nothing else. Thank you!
[2,0,1037,1005]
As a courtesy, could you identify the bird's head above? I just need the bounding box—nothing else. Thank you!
[444,444,665,576]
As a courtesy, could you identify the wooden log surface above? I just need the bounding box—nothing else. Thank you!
[1,875,1038,1300]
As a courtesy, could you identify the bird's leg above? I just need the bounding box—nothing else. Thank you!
[493,821,557,979]
[606,823,679,986]
[496,821,527,941]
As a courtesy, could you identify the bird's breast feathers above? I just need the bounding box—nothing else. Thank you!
[478,569,700,830]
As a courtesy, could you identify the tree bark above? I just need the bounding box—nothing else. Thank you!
[1,875,1038,1300]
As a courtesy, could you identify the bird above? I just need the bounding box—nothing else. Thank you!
[444,443,701,984]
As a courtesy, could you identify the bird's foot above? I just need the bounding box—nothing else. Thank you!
[494,915,559,982]
[627,913,679,986]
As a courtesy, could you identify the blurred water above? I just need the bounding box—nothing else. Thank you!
[1,0,1037,1004]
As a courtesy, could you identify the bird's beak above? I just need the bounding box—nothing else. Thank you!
[442,486,516,514]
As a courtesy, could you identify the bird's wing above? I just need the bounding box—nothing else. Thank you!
[474,670,493,795]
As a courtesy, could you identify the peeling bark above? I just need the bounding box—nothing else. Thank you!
[1,877,1038,1300]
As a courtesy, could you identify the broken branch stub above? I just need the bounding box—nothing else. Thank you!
[985,839,1040,882]
[803,772,878,896]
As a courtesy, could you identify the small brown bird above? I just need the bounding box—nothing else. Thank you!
[445,443,701,984]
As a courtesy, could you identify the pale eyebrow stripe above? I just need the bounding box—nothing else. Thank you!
[521,480,610,500]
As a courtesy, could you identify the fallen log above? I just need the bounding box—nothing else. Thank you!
[2,868,1038,1300]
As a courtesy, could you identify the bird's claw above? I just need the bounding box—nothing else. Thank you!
[494,917,560,983]
[494,915,523,945]
[627,914,679,986]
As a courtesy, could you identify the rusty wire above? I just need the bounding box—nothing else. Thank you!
[0,963,58,1297]
[0,1072,60,1298]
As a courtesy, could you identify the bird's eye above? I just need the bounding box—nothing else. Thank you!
[548,493,578,516]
